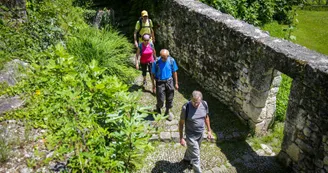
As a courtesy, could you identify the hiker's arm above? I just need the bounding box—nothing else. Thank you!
[205,115,213,139]
[179,119,186,146]
[134,30,138,48]
[151,29,155,43]
[151,73,156,93]
[153,48,157,59]
[135,48,140,70]
[173,72,179,90]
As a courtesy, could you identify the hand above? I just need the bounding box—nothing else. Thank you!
[135,63,139,70]
[207,131,213,140]
[180,138,186,146]
[175,83,179,90]
[134,41,138,48]
[153,38,156,43]
[152,86,156,94]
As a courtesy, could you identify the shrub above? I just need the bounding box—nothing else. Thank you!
[7,45,158,172]
[2,0,159,172]
[200,0,296,25]
[67,27,137,83]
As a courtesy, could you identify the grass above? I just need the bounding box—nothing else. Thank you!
[293,10,328,55]
[247,122,285,153]
[263,10,328,56]
[67,27,137,83]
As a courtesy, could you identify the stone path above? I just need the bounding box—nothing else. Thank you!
[131,70,287,173]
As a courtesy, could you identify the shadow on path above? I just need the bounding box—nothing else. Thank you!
[151,160,190,173]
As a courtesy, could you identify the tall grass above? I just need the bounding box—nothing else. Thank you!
[67,27,137,82]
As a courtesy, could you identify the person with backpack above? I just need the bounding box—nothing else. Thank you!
[151,49,178,121]
[134,10,155,48]
[135,34,156,87]
[179,90,213,173]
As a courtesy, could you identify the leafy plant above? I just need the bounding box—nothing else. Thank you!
[275,74,292,122]
[200,0,298,26]
[66,27,137,83]
[1,0,161,172]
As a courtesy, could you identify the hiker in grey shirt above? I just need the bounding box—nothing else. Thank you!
[179,90,213,173]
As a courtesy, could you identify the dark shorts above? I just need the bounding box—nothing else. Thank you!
[140,62,152,77]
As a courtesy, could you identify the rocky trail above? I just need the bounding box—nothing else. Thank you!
[132,70,287,173]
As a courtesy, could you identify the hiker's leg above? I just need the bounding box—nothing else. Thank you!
[165,78,174,112]
[156,81,165,113]
[140,63,148,85]
[141,63,147,77]
[185,134,202,173]
[147,63,152,79]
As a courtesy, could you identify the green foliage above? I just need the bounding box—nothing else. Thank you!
[276,74,292,122]
[1,0,160,172]
[83,9,97,25]
[262,21,288,38]
[0,0,87,69]
[6,44,158,172]
[200,0,299,25]
[0,126,11,163]
[67,27,137,82]
[247,122,285,153]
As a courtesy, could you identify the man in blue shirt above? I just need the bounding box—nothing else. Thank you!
[151,49,179,121]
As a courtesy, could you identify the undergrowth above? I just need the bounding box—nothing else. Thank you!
[0,0,162,172]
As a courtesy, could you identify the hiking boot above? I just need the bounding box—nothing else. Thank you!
[165,110,173,121]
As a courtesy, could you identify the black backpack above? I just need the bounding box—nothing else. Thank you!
[185,100,208,119]
[137,17,152,39]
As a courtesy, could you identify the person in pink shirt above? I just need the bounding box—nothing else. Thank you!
[135,34,157,91]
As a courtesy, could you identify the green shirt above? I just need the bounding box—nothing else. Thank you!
[135,19,153,42]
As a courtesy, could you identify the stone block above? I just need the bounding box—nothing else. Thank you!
[171,132,180,143]
[303,127,312,137]
[232,132,240,138]
[149,134,159,141]
[260,144,273,155]
[159,132,171,142]
[295,139,313,154]
[166,119,178,126]
[0,96,24,115]
[286,143,300,162]
[315,159,324,168]
[324,156,328,165]
[170,125,179,132]
[217,132,224,141]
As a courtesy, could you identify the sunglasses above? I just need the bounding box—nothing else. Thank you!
[144,40,149,42]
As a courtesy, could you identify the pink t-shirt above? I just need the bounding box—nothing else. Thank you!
[140,43,154,64]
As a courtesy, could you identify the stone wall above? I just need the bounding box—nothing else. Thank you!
[153,0,328,171]
[154,0,282,133]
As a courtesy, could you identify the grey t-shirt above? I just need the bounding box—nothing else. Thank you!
[180,101,209,135]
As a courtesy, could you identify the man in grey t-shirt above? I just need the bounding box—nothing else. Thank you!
[179,90,213,173]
